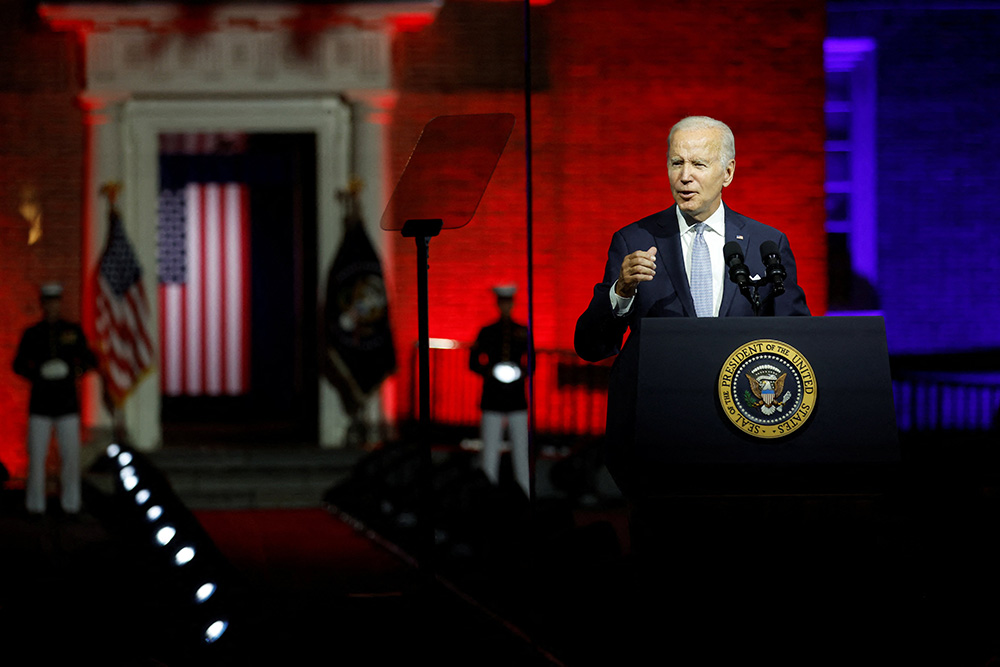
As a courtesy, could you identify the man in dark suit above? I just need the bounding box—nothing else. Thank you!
[575,116,811,500]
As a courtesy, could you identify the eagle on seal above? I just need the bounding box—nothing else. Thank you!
[747,371,786,407]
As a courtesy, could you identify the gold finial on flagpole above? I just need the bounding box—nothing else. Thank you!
[19,185,43,245]
[338,177,364,222]
[100,182,122,206]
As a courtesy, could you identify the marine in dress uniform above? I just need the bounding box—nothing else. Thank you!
[13,283,97,517]
[469,285,531,496]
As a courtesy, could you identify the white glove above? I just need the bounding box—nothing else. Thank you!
[40,359,71,380]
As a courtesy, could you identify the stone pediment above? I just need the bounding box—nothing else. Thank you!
[40,2,441,95]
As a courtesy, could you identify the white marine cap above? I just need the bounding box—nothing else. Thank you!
[40,282,64,299]
[492,284,517,298]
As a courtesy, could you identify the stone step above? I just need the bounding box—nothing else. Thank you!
[144,445,366,510]
[88,442,621,512]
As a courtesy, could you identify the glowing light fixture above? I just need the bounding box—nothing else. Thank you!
[107,443,121,458]
[204,620,228,643]
[146,505,163,522]
[174,546,195,565]
[135,489,151,505]
[155,525,176,545]
[195,582,217,603]
[117,452,133,466]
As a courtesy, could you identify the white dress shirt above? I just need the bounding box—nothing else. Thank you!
[610,203,727,317]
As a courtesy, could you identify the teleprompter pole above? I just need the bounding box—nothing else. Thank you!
[401,218,443,570]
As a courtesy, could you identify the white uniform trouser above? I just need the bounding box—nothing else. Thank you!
[26,413,82,515]
[480,410,529,496]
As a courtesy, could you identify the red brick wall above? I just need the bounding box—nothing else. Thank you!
[0,1,84,476]
[388,0,828,421]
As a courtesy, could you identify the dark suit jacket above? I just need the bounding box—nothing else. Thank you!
[574,205,811,496]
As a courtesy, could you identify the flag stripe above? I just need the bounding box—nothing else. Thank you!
[187,183,202,395]
[204,184,221,395]
[224,184,243,394]
[219,185,230,394]
[240,185,252,391]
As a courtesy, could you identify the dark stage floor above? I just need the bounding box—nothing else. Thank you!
[2,439,999,666]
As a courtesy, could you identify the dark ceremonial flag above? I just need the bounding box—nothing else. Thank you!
[324,183,396,413]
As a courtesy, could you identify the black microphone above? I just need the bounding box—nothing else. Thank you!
[723,241,752,291]
[759,240,786,295]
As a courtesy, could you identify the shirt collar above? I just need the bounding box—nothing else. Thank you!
[676,202,726,236]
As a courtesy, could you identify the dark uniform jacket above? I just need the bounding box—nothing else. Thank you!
[469,318,530,412]
[13,319,97,417]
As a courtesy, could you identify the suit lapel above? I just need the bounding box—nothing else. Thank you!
[655,205,697,317]
[720,208,749,316]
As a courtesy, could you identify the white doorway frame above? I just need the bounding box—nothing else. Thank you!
[112,98,351,450]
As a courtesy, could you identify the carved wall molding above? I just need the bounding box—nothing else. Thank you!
[40,2,441,95]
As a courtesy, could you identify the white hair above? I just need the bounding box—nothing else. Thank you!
[668,116,736,165]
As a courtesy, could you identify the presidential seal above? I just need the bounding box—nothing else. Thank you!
[717,339,817,439]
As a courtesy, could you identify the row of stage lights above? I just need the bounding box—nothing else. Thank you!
[107,443,230,648]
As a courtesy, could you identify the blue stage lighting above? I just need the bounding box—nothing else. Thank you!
[204,620,228,644]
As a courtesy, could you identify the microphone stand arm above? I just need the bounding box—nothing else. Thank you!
[729,263,764,317]
[738,273,786,317]
[740,282,763,317]
[728,247,788,317]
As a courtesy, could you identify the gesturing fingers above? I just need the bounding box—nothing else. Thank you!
[616,246,657,298]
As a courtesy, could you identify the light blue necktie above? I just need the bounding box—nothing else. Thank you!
[691,223,713,317]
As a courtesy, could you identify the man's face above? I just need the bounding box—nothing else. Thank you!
[668,127,735,223]
[41,296,62,322]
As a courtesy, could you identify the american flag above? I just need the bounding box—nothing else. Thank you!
[158,161,251,397]
[95,207,155,407]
